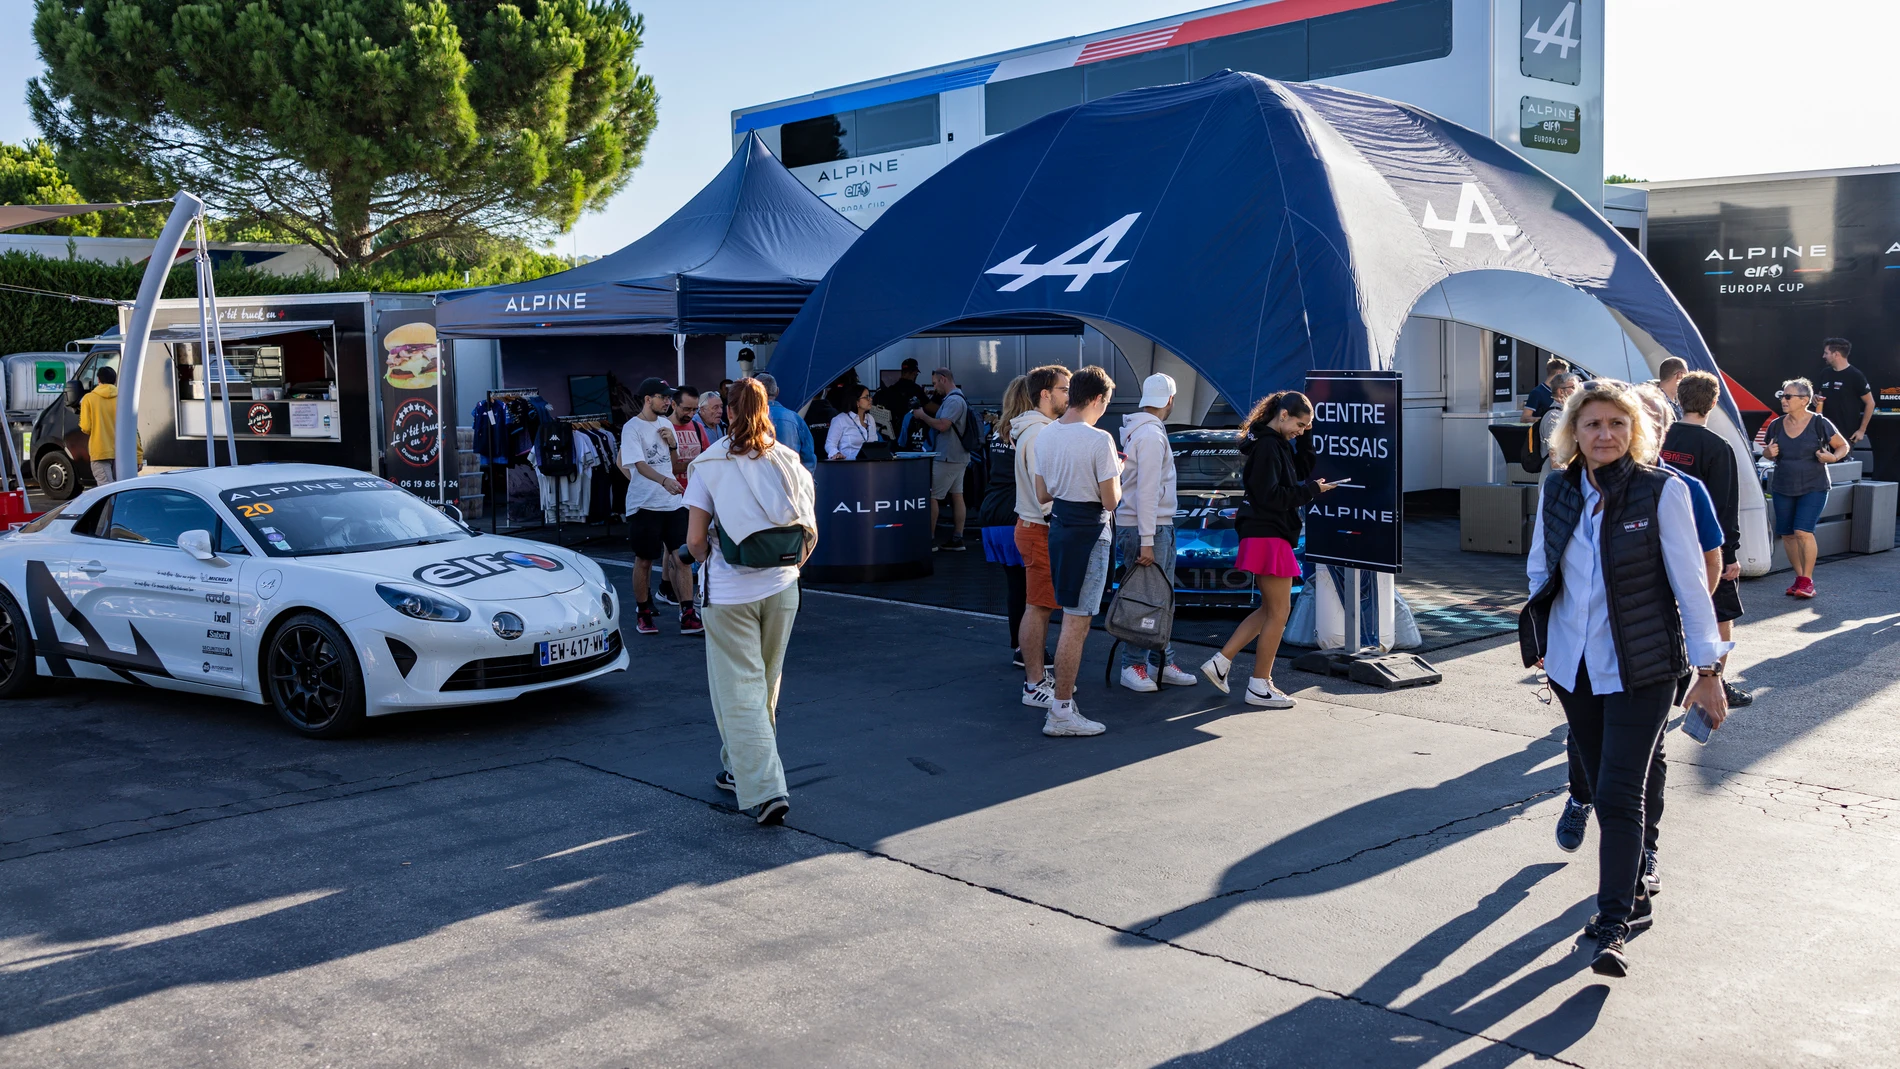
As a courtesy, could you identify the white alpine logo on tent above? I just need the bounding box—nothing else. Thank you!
[1421,184,1521,251]
[1523,2,1580,57]
[986,213,1141,292]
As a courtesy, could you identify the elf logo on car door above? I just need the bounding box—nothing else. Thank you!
[414,551,565,588]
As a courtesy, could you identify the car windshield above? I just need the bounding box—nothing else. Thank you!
[1171,435,1246,491]
[221,478,472,557]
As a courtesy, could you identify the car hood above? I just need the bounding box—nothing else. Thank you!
[294,538,589,601]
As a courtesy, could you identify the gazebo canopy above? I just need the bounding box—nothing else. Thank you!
[435,133,862,337]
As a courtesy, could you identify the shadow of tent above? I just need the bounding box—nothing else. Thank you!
[1151,864,1602,1068]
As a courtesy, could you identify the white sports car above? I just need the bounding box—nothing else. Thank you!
[0,463,627,737]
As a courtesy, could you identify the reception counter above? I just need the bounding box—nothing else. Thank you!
[804,456,935,583]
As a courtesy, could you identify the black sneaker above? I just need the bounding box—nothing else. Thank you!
[634,605,659,635]
[1590,922,1631,977]
[655,581,678,607]
[680,605,704,636]
[1555,797,1592,853]
[714,770,735,793]
[1012,647,1025,669]
[1642,849,1661,896]
[1724,680,1754,708]
[942,537,968,552]
[755,797,789,826]
[1585,889,1653,939]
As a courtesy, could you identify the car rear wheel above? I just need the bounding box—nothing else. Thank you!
[36,451,80,501]
[266,613,366,738]
[0,590,38,698]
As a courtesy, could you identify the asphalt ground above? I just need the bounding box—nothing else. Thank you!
[1,547,1897,1067]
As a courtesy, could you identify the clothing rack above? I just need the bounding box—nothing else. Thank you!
[545,411,623,548]
[481,387,543,534]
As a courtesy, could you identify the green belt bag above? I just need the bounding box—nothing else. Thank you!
[715,521,805,567]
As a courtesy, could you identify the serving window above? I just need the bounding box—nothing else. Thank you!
[173,323,342,441]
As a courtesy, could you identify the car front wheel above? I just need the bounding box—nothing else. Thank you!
[0,589,38,698]
[36,452,80,501]
[266,613,366,738]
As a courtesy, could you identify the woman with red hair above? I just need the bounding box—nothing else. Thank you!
[684,378,818,826]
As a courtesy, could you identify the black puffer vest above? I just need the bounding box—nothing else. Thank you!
[1518,456,1690,691]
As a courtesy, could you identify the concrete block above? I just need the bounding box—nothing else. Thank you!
[1827,458,1862,485]
[1851,481,1897,554]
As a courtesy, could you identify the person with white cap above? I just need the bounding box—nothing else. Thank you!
[1115,373,1197,692]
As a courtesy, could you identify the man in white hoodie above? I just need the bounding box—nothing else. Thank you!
[1011,364,1070,710]
[1115,374,1196,692]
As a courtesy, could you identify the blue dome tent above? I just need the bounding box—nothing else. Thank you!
[765,71,1769,572]
[435,133,862,338]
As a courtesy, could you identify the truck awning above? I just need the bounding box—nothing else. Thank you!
[73,320,335,346]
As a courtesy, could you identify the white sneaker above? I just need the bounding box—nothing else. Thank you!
[1120,664,1158,693]
[1201,654,1232,695]
[1160,662,1198,687]
[1043,703,1106,737]
[1244,679,1296,709]
[1022,680,1055,709]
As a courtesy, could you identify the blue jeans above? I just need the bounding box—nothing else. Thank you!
[1115,524,1177,670]
[1773,489,1827,536]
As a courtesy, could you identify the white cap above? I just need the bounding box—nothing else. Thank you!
[1139,373,1176,409]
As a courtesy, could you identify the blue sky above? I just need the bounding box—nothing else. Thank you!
[2,0,1894,257]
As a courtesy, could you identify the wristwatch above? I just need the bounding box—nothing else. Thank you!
[1696,665,1722,678]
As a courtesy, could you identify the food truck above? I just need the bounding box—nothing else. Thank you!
[30,292,453,501]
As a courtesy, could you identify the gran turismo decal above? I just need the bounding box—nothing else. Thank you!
[414,551,565,588]
[25,560,171,681]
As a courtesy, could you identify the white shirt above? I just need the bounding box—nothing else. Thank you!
[682,444,809,606]
[1033,420,1121,542]
[825,411,880,460]
[1528,471,1731,694]
[620,415,683,515]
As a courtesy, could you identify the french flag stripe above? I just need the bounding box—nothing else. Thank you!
[1075,25,1182,63]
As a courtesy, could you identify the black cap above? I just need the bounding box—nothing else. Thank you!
[900,358,920,371]
[636,377,671,401]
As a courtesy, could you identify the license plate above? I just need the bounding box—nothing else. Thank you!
[538,631,607,667]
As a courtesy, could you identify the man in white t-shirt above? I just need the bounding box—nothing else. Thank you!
[620,377,701,636]
[1031,365,1120,738]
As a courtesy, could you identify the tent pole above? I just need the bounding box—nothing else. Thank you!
[194,216,216,469]
[674,333,686,385]
[118,191,203,475]
[1345,568,1361,656]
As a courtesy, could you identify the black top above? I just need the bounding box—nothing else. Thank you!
[873,378,929,419]
[1816,364,1871,432]
[1236,431,1318,542]
[975,429,1018,529]
[1660,422,1739,563]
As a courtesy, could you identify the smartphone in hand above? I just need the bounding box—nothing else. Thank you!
[1681,703,1716,744]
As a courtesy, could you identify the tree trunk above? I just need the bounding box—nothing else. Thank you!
[329,180,377,270]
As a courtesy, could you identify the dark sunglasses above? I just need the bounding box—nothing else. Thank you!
[1774,390,1811,400]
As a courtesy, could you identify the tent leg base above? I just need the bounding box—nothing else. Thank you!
[1292,650,1442,689]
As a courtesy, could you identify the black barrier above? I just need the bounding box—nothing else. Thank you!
[804,457,935,582]
[1302,370,1403,574]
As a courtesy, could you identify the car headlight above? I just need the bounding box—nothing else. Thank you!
[376,583,471,623]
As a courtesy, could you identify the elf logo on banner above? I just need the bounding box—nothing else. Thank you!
[986,213,1141,292]
[1420,184,1521,251]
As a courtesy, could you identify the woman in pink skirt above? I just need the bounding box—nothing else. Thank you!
[1201,391,1338,707]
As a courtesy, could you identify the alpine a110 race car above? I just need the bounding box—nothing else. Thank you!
[0,464,627,737]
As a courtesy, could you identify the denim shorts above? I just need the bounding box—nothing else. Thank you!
[1773,489,1828,536]
[1064,538,1111,617]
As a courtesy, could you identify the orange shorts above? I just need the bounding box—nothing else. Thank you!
[1014,520,1057,609]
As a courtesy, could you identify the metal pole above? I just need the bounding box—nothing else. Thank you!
[674,333,686,386]
[200,216,237,465]
[117,192,204,473]
[194,218,215,469]
[1344,567,1361,658]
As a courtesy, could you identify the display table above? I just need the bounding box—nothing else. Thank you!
[804,456,934,583]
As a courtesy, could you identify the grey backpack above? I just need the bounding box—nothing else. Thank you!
[1105,560,1175,651]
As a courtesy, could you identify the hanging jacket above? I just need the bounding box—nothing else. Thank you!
[1236,431,1317,542]
[1114,411,1177,544]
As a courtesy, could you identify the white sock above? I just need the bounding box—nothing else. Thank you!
[1054,698,1074,715]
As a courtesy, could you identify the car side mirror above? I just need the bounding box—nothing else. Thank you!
[63,381,84,413]
[434,501,465,525]
[178,529,219,563]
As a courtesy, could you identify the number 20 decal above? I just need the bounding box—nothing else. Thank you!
[236,503,275,518]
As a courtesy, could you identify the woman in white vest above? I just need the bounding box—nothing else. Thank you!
[684,378,818,826]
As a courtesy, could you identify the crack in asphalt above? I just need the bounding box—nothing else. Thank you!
[559,757,1593,1069]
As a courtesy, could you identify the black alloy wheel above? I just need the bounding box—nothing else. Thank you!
[0,590,37,698]
[36,451,79,501]
[266,613,366,738]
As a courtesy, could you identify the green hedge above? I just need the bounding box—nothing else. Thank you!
[0,250,553,355]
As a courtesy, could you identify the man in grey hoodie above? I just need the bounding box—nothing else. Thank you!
[1115,374,1196,692]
